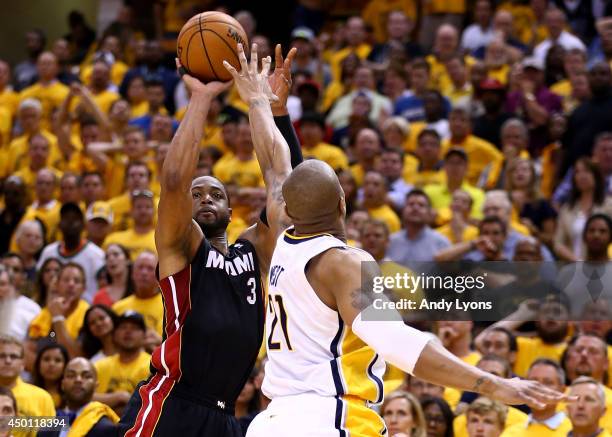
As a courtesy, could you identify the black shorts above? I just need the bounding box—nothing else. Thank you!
[118,379,242,437]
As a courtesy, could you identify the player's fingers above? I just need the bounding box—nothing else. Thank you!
[237,43,249,74]
[274,44,283,69]
[250,43,258,73]
[284,47,297,70]
[222,61,239,78]
[261,56,272,77]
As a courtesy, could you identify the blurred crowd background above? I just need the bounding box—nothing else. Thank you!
[1,0,612,436]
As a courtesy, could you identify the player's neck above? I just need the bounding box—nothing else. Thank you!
[209,234,229,255]
[293,222,346,243]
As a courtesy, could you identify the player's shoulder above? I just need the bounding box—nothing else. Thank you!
[317,244,376,269]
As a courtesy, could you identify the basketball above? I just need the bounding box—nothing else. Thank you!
[177,11,249,83]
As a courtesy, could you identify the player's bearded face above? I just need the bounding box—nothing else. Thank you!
[191,183,231,236]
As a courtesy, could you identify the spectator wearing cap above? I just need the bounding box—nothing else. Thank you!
[298,111,348,171]
[472,78,512,149]
[103,189,156,260]
[18,51,69,131]
[461,0,495,53]
[93,311,151,414]
[86,201,113,248]
[505,57,562,155]
[443,107,503,186]
[290,27,332,88]
[366,10,422,67]
[326,64,392,130]
[561,62,612,177]
[360,171,401,233]
[19,168,61,240]
[36,202,105,302]
[328,17,372,83]
[425,148,485,223]
[533,8,587,64]
[0,176,27,255]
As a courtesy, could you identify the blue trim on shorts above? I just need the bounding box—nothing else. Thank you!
[367,353,384,405]
[330,315,345,396]
[334,396,347,437]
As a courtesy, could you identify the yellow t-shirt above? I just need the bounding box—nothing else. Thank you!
[112,294,164,336]
[0,87,19,116]
[94,351,151,394]
[80,61,129,87]
[499,415,571,437]
[444,387,462,410]
[19,81,69,129]
[329,44,372,83]
[424,0,466,14]
[18,199,62,243]
[12,377,55,437]
[212,154,264,188]
[427,55,475,93]
[551,79,571,98]
[361,0,418,43]
[424,182,485,219]
[487,64,511,86]
[71,89,120,114]
[409,168,445,187]
[367,204,401,234]
[302,142,349,171]
[104,154,157,199]
[513,336,567,377]
[0,106,12,147]
[437,223,479,244]
[130,101,149,118]
[28,299,90,339]
[454,406,528,437]
[441,135,503,186]
[103,228,156,260]
[228,216,248,244]
[7,130,63,175]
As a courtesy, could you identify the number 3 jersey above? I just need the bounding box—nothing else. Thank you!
[152,237,265,404]
[262,229,385,404]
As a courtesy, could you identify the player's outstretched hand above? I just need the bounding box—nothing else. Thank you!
[269,44,297,111]
[223,43,278,104]
[490,377,574,409]
[175,58,232,99]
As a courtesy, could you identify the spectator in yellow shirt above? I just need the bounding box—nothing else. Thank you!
[20,169,62,240]
[360,171,401,233]
[0,60,19,118]
[410,129,445,187]
[436,321,482,367]
[298,112,348,171]
[0,335,55,427]
[566,377,610,437]
[108,161,156,232]
[427,25,475,92]
[444,55,474,105]
[424,148,485,224]
[104,190,156,260]
[81,171,106,209]
[13,134,63,200]
[349,128,382,186]
[500,359,571,437]
[18,52,69,130]
[74,59,120,115]
[564,335,612,433]
[94,311,151,414]
[112,251,164,340]
[437,189,480,244]
[328,16,372,82]
[6,98,63,178]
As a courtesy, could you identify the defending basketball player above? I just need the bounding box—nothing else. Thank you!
[119,44,296,436]
[238,158,573,437]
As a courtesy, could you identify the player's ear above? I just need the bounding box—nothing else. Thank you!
[338,197,346,218]
[228,207,232,222]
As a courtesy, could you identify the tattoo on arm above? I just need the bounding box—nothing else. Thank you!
[472,376,487,392]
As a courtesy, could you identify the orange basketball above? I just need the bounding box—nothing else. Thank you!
[177,11,248,83]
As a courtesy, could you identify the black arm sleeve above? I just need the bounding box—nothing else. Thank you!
[258,115,303,226]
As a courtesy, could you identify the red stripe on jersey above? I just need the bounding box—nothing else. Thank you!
[125,373,174,437]
[151,326,183,379]
[158,265,192,338]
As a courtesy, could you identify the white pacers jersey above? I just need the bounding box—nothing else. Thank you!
[262,229,386,405]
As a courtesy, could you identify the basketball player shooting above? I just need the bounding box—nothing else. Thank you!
[118,44,296,436]
[234,156,573,436]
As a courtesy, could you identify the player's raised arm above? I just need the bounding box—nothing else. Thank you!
[313,247,570,410]
[156,62,231,277]
[223,44,294,270]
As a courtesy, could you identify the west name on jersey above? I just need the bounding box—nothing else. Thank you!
[205,249,255,276]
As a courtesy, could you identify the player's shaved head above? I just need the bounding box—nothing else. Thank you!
[283,160,345,227]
